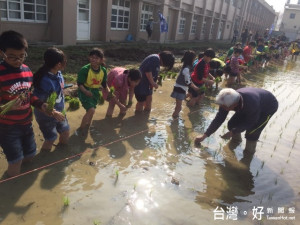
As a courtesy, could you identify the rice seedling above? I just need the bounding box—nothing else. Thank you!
[187,139,192,147]
[46,92,57,113]
[160,73,167,80]
[261,161,265,169]
[0,92,26,116]
[274,177,278,185]
[64,95,72,102]
[186,128,193,135]
[172,132,177,139]
[93,220,101,225]
[198,85,206,93]
[215,77,222,84]
[171,72,177,79]
[149,189,153,197]
[63,196,69,206]
[280,168,284,175]
[259,195,263,204]
[63,73,77,83]
[157,75,163,86]
[109,86,115,96]
[69,98,80,110]
[256,170,259,177]
[98,91,104,105]
[113,169,119,186]
[0,98,18,116]
[213,143,222,159]
[268,192,273,201]
[291,131,298,149]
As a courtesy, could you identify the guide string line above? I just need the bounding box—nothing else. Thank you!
[0,108,202,184]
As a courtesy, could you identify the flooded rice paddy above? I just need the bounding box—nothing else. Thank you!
[0,60,300,225]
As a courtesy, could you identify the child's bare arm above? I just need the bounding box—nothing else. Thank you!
[79,84,92,97]
[127,87,134,107]
[145,72,158,89]
[190,82,200,91]
[208,73,215,80]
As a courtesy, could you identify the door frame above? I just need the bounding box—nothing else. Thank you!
[77,0,91,40]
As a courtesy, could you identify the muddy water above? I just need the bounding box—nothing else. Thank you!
[0,60,300,225]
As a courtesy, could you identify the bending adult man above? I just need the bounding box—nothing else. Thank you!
[195,88,278,152]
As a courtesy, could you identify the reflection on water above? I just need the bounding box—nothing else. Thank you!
[1,61,300,225]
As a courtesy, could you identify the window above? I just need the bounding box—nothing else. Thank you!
[290,13,295,19]
[232,0,238,7]
[0,0,47,22]
[210,21,215,35]
[237,0,243,9]
[178,12,185,34]
[78,0,89,21]
[111,0,130,30]
[190,15,197,34]
[202,18,207,34]
[140,3,154,31]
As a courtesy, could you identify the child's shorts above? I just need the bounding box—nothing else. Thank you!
[255,55,263,62]
[293,51,300,56]
[230,72,238,77]
[135,90,153,102]
[171,86,186,100]
[0,123,36,164]
[78,88,99,110]
[36,117,70,142]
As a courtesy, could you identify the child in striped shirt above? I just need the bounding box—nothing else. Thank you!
[0,31,50,177]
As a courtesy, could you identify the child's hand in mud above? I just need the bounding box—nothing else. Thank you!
[194,134,207,146]
[126,100,133,108]
[106,92,114,101]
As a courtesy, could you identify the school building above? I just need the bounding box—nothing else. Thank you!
[280,0,300,41]
[0,0,276,45]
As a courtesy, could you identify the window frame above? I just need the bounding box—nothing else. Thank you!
[190,16,197,34]
[290,13,295,19]
[0,0,47,23]
[210,21,215,35]
[140,3,154,31]
[111,0,130,31]
[178,12,186,34]
[202,18,207,35]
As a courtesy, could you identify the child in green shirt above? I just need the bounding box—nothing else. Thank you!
[77,48,108,135]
